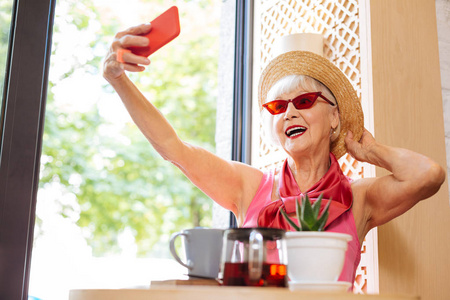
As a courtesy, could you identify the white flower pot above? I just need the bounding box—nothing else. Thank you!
[285,231,352,283]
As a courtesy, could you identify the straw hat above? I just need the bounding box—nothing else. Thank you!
[258,34,364,159]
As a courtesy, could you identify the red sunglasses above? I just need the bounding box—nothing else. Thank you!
[262,92,336,115]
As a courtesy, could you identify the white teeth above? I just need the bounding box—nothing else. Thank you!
[286,127,306,137]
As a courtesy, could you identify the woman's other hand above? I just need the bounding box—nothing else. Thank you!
[344,128,376,163]
[103,23,152,82]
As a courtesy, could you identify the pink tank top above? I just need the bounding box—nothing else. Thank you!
[242,154,361,284]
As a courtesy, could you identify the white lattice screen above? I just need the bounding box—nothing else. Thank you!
[251,0,377,294]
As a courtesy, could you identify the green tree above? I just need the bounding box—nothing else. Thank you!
[39,0,219,256]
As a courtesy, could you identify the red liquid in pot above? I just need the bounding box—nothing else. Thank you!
[222,262,287,287]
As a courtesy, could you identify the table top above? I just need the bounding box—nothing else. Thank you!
[69,286,420,300]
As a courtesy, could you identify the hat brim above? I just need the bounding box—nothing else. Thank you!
[258,51,364,159]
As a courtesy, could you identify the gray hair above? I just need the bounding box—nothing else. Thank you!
[260,75,340,146]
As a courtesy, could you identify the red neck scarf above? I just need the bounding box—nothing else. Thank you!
[257,153,353,230]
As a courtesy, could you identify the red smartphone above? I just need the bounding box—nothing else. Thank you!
[130,6,181,57]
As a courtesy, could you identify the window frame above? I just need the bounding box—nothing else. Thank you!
[0,0,56,298]
[230,0,253,227]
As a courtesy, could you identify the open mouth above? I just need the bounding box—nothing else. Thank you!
[285,125,307,138]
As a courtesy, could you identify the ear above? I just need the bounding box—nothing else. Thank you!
[329,108,341,142]
[330,107,340,129]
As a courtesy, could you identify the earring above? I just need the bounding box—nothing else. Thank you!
[330,127,338,141]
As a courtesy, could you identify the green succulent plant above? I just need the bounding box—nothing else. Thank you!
[279,193,331,231]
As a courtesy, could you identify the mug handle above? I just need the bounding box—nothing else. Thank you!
[248,230,263,281]
[169,232,193,269]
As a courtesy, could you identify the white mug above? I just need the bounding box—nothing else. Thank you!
[169,228,224,278]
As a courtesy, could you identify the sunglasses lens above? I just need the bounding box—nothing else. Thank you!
[292,93,318,110]
[264,101,287,114]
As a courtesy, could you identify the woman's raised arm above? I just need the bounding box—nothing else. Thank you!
[103,24,263,221]
[345,129,445,239]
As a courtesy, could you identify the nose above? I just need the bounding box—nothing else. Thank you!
[284,102,300,119]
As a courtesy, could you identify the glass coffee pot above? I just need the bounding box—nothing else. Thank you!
[219,228,287,287]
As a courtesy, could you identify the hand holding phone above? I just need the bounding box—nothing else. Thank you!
[129,6,181,57]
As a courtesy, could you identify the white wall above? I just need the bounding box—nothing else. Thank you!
[436,0,450,187]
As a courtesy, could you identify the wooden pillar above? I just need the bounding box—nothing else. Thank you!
[369,0,450,299]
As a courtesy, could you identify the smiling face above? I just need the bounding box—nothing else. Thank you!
[262,75,340,158]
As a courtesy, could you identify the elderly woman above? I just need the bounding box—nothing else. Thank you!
[103,24,445,283]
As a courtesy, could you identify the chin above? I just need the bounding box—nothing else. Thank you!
[282,144,309,157]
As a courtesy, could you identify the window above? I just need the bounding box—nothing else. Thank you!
[0,0,246,299]
[29,1,223,299]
